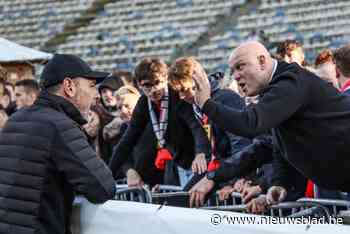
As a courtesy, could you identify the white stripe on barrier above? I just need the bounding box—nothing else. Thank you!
[72,199,350,234]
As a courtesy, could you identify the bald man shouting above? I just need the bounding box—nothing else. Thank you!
[191,41,350,211]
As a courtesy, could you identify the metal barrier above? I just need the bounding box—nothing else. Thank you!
[112,184,343,223]
[114,184,183,205]
[115,184,128,189]
[115,184,182,193]
[151,190,242,208]
[115,178,127,185]
[202,200,305,217]
[151,189,241,208]
[114,185,152,203]
[205,191,242,207]
[268,202,309,217]
[287,206,331,220]
[297,198,350,217]
[269,202,331,220]
[200,192,333,220]
[153,185,183,193]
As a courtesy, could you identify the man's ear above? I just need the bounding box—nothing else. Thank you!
[258,55,266,70]
[29,93,37,104]
[335,67,341,79]
[62,78,77,98]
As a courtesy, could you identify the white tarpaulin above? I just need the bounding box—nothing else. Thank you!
[72,199,350,234]
[0,38,52,63]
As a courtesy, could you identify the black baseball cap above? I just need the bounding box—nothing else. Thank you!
[40,54,109,88]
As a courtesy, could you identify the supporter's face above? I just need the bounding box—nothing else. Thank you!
[100,87,117,107]
[229,52,268,97]
[14,86,36,109]
[289,47,305,66]
[138,74,167,102]
[316,61,339,88]
[71,78,97,118]
[117,94,139,121]
[171,79,196,104]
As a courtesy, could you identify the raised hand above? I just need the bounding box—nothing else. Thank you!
[192,65,211,108]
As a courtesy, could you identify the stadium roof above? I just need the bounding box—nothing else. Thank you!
[0,38,52,63]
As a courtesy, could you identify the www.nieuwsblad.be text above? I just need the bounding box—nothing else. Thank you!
[210,214,343,226]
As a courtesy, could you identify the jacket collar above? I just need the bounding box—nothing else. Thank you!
[341,79,350,93]
[259,61,298,95]
[34,90,87,126]
[272,61,295,81]
[269,59,278,81]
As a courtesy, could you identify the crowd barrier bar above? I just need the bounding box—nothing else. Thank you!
[112,184,347,223]
[114,186,152,203]
[297,198,350,216]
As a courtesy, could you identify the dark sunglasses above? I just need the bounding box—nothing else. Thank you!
[139,79,163,89]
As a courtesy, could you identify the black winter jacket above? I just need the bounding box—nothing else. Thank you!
[0,91,116,234]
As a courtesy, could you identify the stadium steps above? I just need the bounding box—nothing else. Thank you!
[41,0,116,52]
[170,0,261,62]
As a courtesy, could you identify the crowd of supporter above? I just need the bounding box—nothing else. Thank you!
[2,39,350,230]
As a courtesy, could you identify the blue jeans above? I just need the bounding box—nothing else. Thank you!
[177,167,193,188]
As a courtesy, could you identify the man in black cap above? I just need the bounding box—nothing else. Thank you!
[0,54,116,234]
[98,74,123,115]
[96,74,124,162]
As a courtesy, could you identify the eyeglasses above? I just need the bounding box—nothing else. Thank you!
[139,79,165,91]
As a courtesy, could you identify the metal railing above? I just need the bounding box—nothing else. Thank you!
[112,183,350,224]
[297,198,350,216]
[114,185,152,203]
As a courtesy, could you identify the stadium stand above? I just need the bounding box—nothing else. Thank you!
[0,0,96,50]
[55,0,244,71]
[197,0,350,72]
[1,0,350,73]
